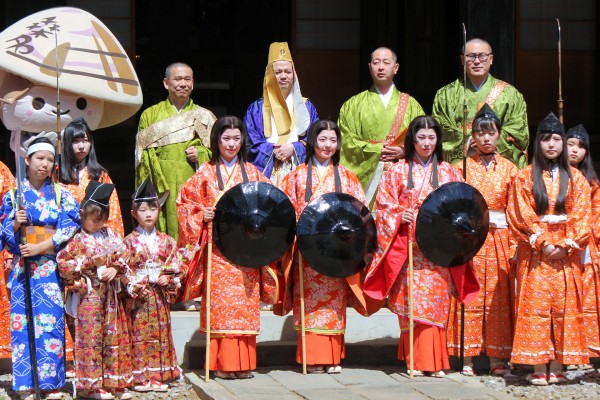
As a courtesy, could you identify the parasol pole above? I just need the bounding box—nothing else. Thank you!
[14,129,41,400]
[556,18,564,124]
[54,21,62,182]
[408,220,414,379]
[204,223,213,383]
[460,22,468,375]
[298,253,307,375]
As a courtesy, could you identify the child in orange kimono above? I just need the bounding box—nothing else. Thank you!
[57,181,133,399]
[277,120,382,373]
[446,104,517,376]
[507,113,590,386]
[565,124,600,368]
[176,115,280,379]
[364,115,478,376]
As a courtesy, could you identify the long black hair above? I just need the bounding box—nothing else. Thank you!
[566,133,599,185]
[209,115,248,163]
[305,119,341,165]
[60,118,106,183]
[404,115,444,163]
[531,132,572,215]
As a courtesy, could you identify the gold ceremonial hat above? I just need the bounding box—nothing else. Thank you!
[268,42,293,64]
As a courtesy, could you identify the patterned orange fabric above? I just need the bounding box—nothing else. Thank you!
[63,168,124,236]
[582,180,600,356]
[369,158,463,332]
[507,165,591,365]
[447,155,517,358]
[176,161,280,343]
[0,162,15,358]
[277,163,381,363]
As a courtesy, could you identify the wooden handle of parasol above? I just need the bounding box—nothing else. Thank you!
[408,225,414,379]
[299,253,307,375]
[204,229,213,382]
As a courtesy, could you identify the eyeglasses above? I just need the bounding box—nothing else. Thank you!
[463,53,492,62]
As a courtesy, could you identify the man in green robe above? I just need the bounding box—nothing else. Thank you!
[432,38,529,168]
[339,47,425,206]
[135,62,216,242]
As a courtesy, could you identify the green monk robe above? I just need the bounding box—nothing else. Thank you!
[136,98,215,242]
[338,87,425,189]
[432,74,529,168]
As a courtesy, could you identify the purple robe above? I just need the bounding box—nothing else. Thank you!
[244,98,319,178]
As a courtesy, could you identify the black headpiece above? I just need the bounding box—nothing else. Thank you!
[473,103,501,127]
[537,112,565,135]
[566,124,589,144]
[82,181,114,209]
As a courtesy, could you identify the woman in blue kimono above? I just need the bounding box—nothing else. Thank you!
[0,137,80,399]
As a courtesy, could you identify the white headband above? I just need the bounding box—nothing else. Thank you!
[27,143,55,156]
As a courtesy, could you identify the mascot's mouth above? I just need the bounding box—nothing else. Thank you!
[51,109,70,116]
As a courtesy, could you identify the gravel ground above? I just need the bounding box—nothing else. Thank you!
[471,364,600,400]
[0,373,200,400]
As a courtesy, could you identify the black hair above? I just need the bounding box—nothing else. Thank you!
[531,132,572,215]
[304,119,341,165]
[80,201,109,224]
[566,135,599,185]
[404,115,444,163]
[472,117,501,135]
[131,200,160,227]
[209,115,248,163]
[60,118,106,183]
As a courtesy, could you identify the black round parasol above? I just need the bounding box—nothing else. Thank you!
[415,182,489,267]
[213,182,296,268]
[297,192,376,278]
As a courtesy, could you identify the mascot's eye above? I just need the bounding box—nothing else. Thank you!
[76,97,87,110]
[32,97,45,110]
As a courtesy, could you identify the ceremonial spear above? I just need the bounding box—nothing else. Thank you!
[556,18,564,124]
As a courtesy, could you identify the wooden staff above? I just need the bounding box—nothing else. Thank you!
[15,129,41,400]
[298,253,307,375]
[459,22,468,374]
[408,222,414,379]
[53,21,62,183]
[204,224,213,383]
[556,18,564,124]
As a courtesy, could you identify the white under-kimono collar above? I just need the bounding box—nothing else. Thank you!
[375,84,395,108]
[312,156,330,175]
[416,155,433,168]
[220,155,239,174]
[548,163,559,181]
[136,225,158,253]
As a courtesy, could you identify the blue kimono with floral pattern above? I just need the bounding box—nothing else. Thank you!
[0,178,80,391]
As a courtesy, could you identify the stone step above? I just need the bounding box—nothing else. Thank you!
[171,308,401,368]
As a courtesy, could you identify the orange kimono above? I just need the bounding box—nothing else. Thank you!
[0,162,15,358]
[507,165,591,365]
[365,157,468,372]
[63,168,124,236]
[447,155,517,359]
[582,180,600,356]
[277,162,383,365]
[176,160,280,372]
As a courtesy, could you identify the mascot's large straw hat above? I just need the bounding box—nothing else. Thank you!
[0,7,142,130]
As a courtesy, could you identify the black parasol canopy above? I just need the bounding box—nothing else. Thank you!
[297,192,376,278]
[415,182,489,267]
[213,182,296,268]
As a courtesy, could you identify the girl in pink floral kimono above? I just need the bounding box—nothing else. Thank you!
[57,181,133,400]
[124,178,188,392]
